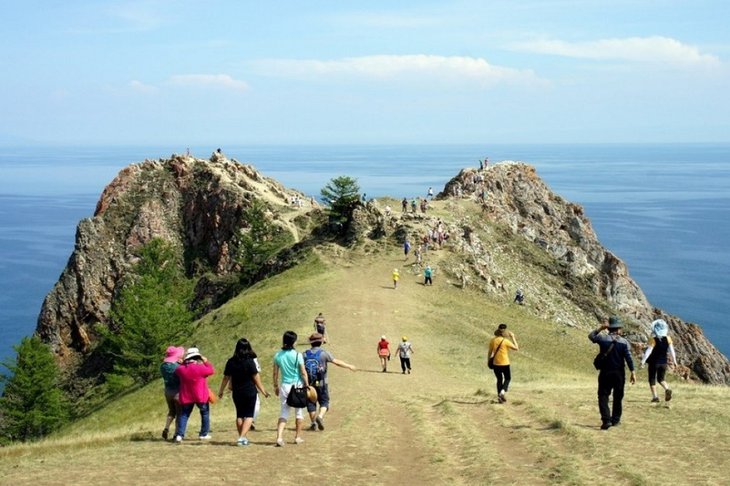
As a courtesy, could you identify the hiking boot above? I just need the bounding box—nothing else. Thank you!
[162,428,169,440]
[294,437,304,445]
[600,423,612,430]
[665,389,673,401]
[651,397,660,403]
[316,416,325,431]
[309,422,317,431]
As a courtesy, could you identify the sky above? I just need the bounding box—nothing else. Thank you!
[1,0,728,145]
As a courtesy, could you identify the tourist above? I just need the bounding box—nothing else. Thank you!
[488,324,519,403]
[514,288,525,305]
[424,265,433,286]
[392,268,400,289]
[313,312,328,343]
[160,345,185,441]
[403,240,411,261]
[427,186,434,199]
[273,331,309,446]
[640,319,677,403]
[396,336,414,374]
[174,347,215,442]
[217,338,270,446]
[377,336,391,372]
[589,316,636,430]
[401,197,408,212]
[304,333,356,431]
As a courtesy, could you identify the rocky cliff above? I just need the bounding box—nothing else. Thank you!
[35,156,729,385]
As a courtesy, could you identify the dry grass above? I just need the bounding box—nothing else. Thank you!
[1,238,729,486]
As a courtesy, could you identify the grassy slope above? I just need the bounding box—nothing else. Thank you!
[2,239,729,485]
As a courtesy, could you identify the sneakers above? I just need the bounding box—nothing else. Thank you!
[316,416,325,431]
[665,389,673,402]
[174,435,183,443]
[294,437,304,445]
[237,438,249,446]
[275,438,285,447]
[651,397,660,403]
[498,392,507,403]
[600,422,612,430]
[199,434,212,440]
[309,422,317,431]
[161,428,169,440]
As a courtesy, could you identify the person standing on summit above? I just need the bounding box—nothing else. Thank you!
[589,316,636,430]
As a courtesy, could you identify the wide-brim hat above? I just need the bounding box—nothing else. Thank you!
[309,332,324,344]
[608,316,623,329]
[184,347,202,361]
[164,345,185,363]
[307,385,318,402]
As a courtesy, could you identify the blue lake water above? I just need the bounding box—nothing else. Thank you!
[1,143,728,367]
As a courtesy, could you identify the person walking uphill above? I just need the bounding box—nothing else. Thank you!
[273,331,310,446]
[218,338,270,446]
[640,319,677,403]
[392,268,400,289]
[377,336,391,372]
[174,347,215,442]
[488,324,518,403]
[589,316,636,430]
[397,336,414,374]
[160,345,185,441]
[304,333,356,432]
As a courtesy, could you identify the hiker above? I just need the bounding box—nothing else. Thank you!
[411,198,417,213]
[428,186,434,199]
[160,345,185,441]
[514,288,524,305]
[640,319,677,403]
[313,312,328,343]
[304,333,356,431]
[424,265,433,285]
[396,336,414,374]
[218,338,270,446]
[488,324,519,403]
[377,336,391,372]
[392,268,400,289]
[401,197,408,213]
[174,347,215,442]
[589,316,636,430]
[273,331,310,446]
[403,240,411,261]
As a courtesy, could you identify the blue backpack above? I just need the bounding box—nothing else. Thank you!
[304,349,326,385]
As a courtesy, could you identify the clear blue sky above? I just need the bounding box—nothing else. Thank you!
[1,0,728,145]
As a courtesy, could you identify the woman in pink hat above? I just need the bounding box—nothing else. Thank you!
[160,345,185,440]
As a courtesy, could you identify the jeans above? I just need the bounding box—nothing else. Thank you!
[177,402,210,438]
[493,365,511,394]
[598,370,625,424]
[400,357,411,372]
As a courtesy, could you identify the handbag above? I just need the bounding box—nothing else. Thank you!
[593,338,616,370]
[488,338,505,370]
[286,385,309,408]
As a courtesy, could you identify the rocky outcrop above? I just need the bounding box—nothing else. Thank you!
[36,153,310,369]
[438,162,729,384]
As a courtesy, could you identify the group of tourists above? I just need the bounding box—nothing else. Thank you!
[376,336,415,374]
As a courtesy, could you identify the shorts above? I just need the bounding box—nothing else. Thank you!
[232,392,257,419]
[306,384,330,412]
[378,348,390,357]
[648,363,667,386]
[278,383,305,421]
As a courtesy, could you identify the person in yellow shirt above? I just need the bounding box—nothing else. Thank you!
[488,323,519,403]
[392,268,400,289]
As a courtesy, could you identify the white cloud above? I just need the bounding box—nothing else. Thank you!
[129,80,158,93]
[253,55,541,87]
[168,74,249,92]
[513,36,720,68]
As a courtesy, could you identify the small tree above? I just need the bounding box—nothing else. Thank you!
[236,199,286,285]
[0,336,69,442]
[102,239,193,386]
[320,176,361,226]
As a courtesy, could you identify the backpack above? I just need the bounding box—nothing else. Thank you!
[304,349,326,385]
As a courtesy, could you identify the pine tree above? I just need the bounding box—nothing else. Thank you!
[320,175,361,226]
[0,336,69,442]
[101,239,193,386]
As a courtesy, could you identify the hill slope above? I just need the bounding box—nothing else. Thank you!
[2,246,729,485]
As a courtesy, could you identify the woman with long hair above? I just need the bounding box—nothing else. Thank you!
[218,338,270,445]
[488,324,519,403]
[272,331,309,446]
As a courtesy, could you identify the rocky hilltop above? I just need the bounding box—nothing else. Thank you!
[36,154,729,385]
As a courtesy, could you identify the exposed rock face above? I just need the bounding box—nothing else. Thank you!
[36,153,308,369]
[438,162,729,384]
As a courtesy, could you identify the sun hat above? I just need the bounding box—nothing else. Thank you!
[306,385,318,403]
[184,347,202,361]
[652,319,669,338]
[381,335,387,340]
[402,336,408,341]
[164,346,185,363]
[309,332,324,344]
[608,316,623,329]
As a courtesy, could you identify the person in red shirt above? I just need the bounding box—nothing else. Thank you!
[377,336,391,372]
[174,347,215,442]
